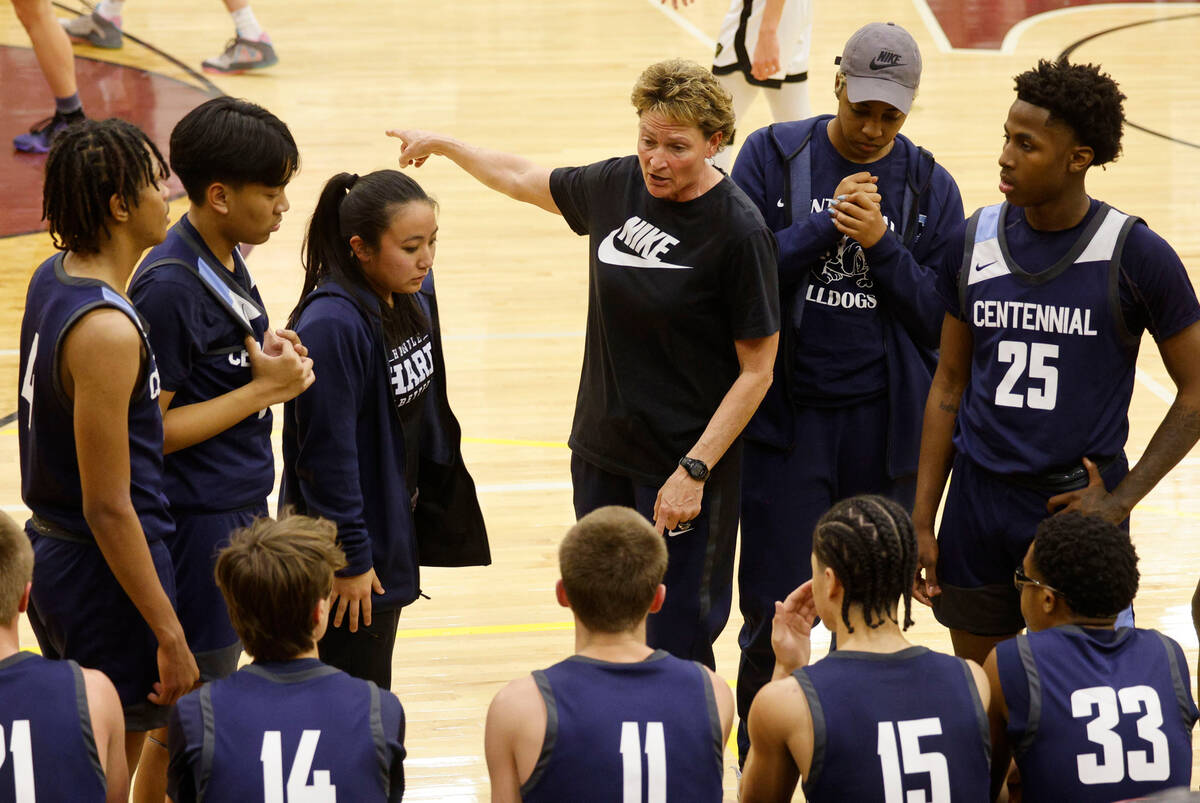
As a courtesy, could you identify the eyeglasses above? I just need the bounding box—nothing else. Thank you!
[1013,565,1063,597]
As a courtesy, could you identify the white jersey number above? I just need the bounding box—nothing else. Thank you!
[20,333,38,431]
[877,719,951,803]
[995,340,1059,410]
[619,721,666,803]
[0,720,36,802]
[1072,685,1170,785]
[260,730,337,803]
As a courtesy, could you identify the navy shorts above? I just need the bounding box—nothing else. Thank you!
[933,452,1129,635]
[168,505,264,671]
[26,528,177,731]
[571,447,741,671]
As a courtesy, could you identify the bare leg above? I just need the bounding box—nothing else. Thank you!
[124,730,147,779]
[712,71,761,172]
[949,628,1018,666]
[131,726,169,803]
[11,0,77,98]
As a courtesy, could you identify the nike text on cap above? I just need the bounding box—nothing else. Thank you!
[835,22,922,114]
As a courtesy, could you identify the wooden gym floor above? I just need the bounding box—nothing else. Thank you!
[2,0,1200,798]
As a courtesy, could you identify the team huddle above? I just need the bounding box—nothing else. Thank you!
[3,15,1200,803]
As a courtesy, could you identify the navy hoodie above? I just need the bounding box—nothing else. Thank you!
[731,115,964,477]
[281,277,422,611]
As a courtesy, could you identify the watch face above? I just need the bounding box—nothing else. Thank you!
[681,457,708,480]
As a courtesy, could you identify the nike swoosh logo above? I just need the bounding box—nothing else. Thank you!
[596,230,692,270]
[869,58,903,70]
[971,260,997,274]
[776,199,785,208]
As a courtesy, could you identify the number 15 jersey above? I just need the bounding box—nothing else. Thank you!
[996,626,1198,802]
[943,201,1200,476]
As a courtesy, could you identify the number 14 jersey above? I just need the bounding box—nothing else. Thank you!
[996,626,1198,802]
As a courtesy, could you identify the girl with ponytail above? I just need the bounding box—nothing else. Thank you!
[281,169,487,687]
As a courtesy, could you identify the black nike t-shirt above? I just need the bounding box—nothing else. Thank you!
[550,155,780,485]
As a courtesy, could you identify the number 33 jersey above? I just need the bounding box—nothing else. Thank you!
[793,646,990,803]
[946,200,1200,476]
[997,626,1198,802]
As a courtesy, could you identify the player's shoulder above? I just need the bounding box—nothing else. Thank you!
[750,672,812,742]
[294,284,374,335]
[490,673,542,713]
[66,305,143,353]
[1111,208,1181,264]
[487,673,546,743]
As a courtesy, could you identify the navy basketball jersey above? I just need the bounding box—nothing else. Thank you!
[0,652,106,802]
[168,659,405,803]
[955,202,1141,474]
[521,651,724,803]
[130,217,274,511]
[18,253,171,542]
[997,626,1198,802]
[795,646,990,802]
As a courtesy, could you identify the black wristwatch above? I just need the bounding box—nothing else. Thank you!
[678,456,710,482]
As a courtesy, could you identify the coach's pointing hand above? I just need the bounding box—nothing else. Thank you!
[653,467,703,535]
[387,129,449,169]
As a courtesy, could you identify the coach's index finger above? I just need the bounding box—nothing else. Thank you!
[386,129,432,168]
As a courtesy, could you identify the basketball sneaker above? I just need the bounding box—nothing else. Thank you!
[62,11,123,49]
[201,35,278,74]
[13,111,84,154]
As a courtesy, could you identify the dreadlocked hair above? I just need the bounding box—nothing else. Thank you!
[813,495,917,633]
[43,118,168,254]
[1014,59,1125,166]
[293,170,432,345]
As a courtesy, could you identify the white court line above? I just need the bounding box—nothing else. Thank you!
[911,0,1200,54]
[1135,367,1176,406]
[443,330,583,342]
[645,0,717,49]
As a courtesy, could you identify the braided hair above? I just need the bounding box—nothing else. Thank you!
[43,118,168,254]
[813,495,917,633]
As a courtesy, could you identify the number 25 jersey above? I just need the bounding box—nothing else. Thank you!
[953,201,1148,475]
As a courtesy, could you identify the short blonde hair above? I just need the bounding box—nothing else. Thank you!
[560,506,667,633]
[216,513,347,661]
[0,512,31,625]
[631,59,735,150]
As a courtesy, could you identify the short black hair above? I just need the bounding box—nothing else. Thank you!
[43,118,168,254]
[813,495,917,633]
[170,96,299,203]
[1014,59,1125,166]
[1032,512,1139,618]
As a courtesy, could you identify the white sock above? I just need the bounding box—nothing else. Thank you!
[97,0,124,21]
[231,6,264,40]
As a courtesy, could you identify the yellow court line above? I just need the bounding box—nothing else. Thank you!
[395,621,574,639]
[461,436,568,449]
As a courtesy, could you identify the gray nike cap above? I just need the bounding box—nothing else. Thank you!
[836,22,922,114]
